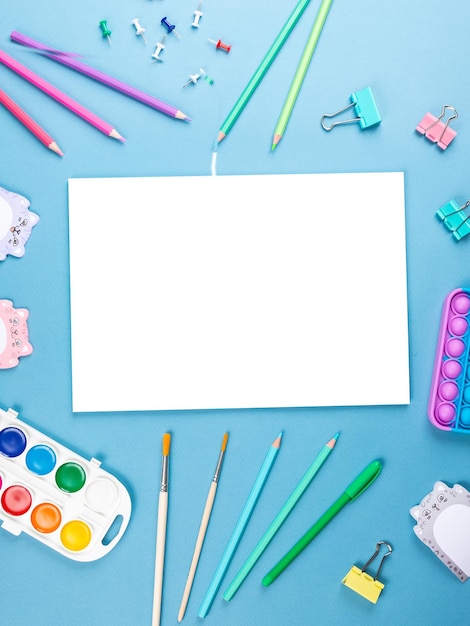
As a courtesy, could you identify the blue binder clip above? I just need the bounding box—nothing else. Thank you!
[436,198,470,241]
[321,87,381,131]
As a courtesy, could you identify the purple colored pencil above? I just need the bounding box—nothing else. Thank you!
[11,31,191,121]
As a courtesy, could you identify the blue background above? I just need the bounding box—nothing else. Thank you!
[1,0,470,624]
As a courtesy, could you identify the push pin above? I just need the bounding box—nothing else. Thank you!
[342,541,393,604]
[208,38,231,53]
[321,87,381,131]
[151,37,167,62]
[183,68,214,88]
[416,104,458,150]
[99,19,112,46]
[192,2,203,28]
[161,17,181,39]
[436,198,470,241]
[132,18,147,44]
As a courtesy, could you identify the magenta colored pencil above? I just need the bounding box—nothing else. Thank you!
[11,31,191,121]
[0,87,63,155]
[0,49,124,141]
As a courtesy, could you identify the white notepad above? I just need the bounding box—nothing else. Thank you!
[68,172,409,412]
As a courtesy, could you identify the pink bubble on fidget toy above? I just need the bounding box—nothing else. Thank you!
[446,337,466,358]
[435,402,456,425]
[442,359,462,379]
[451,293,470,315]
[439,381,459,401]
[448,315,469,337]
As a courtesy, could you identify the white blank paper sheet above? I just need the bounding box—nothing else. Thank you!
[68,172,409,413]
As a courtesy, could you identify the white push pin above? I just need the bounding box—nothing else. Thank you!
[183,68,206,87]
[151,37,166,62]
[192,2,203,28]
[132,18,147,44]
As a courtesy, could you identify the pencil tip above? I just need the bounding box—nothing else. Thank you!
[110,129,126,142]
[217,131,225,143]
[272,432,283,448]
[176,110,192,121]
[271,134,281,150]
[327,433,339,448]
[49,141,64,156]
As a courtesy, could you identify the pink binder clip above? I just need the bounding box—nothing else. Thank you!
[416,104,458,150]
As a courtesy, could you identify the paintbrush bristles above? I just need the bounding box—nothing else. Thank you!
[221,433,229,452]
[162,433,171,456]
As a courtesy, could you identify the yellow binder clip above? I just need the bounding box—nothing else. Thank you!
[342,541,392,604]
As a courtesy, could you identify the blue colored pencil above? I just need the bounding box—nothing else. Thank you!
[197,432,283,618]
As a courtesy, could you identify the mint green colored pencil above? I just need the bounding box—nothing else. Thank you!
[272,0,334,150]
[223,433,338,601]
[218,0,313,143]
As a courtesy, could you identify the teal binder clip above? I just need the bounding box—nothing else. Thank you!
[321,87,381,131]
[436,198,470,241]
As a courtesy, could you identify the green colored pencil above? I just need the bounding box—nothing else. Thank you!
[217,0,313,143]
[223,433,339,601]
[272,0,334,150]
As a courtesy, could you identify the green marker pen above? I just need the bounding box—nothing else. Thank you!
[262,459,382,586]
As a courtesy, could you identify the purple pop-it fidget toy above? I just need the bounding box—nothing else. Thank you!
[428,288,470,432]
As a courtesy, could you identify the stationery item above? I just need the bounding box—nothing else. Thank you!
[428,288,470,432]
[0,50,124,141]
[218,0,314,142]
[208,38,231,53]
[224,432,339,601]
[416,104,458,150]
[178,433,229,622]
[68,172,409,413]
[192,3,203,28]
[0,186,39,261]
[0,406,131,560]
[272,0,333,150]
[436,198,470,241]
[321,87,381,131]
[0,88,63,155]
[152,39,166,62]
[161,17,181,39]
[410,481,470,582]
[132,19,147,44]
[11,32,191,121]
[0,299,33,368]
[99,19,112,46]
[342,541,392,604]
[262,459,382,586]
[198,432,282,618]
[183,68,213,88]
[152,433,171,626]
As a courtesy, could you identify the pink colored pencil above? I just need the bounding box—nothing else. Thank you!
[0,49,124,141]
[0,87,63,155]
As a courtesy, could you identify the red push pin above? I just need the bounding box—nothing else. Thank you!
[208,38,231,53]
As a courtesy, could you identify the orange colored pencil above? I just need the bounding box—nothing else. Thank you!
[0,87,63,155]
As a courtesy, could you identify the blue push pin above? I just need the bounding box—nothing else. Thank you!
[161,16,181,39]
[321,87,381,131]
[437,198,470,241]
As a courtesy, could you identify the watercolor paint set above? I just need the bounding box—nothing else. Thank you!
[0,406,131,561]
[428,288,470,433]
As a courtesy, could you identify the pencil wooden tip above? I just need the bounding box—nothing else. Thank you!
[326,432,339,448]
[109,129,126,142]
[162,433,171,456]
[272,432,283,448]
[217,131,226,143]
[221,432,229,452]
[49,141,64,156]
[271,134,282,150]
[176,110,192,121]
